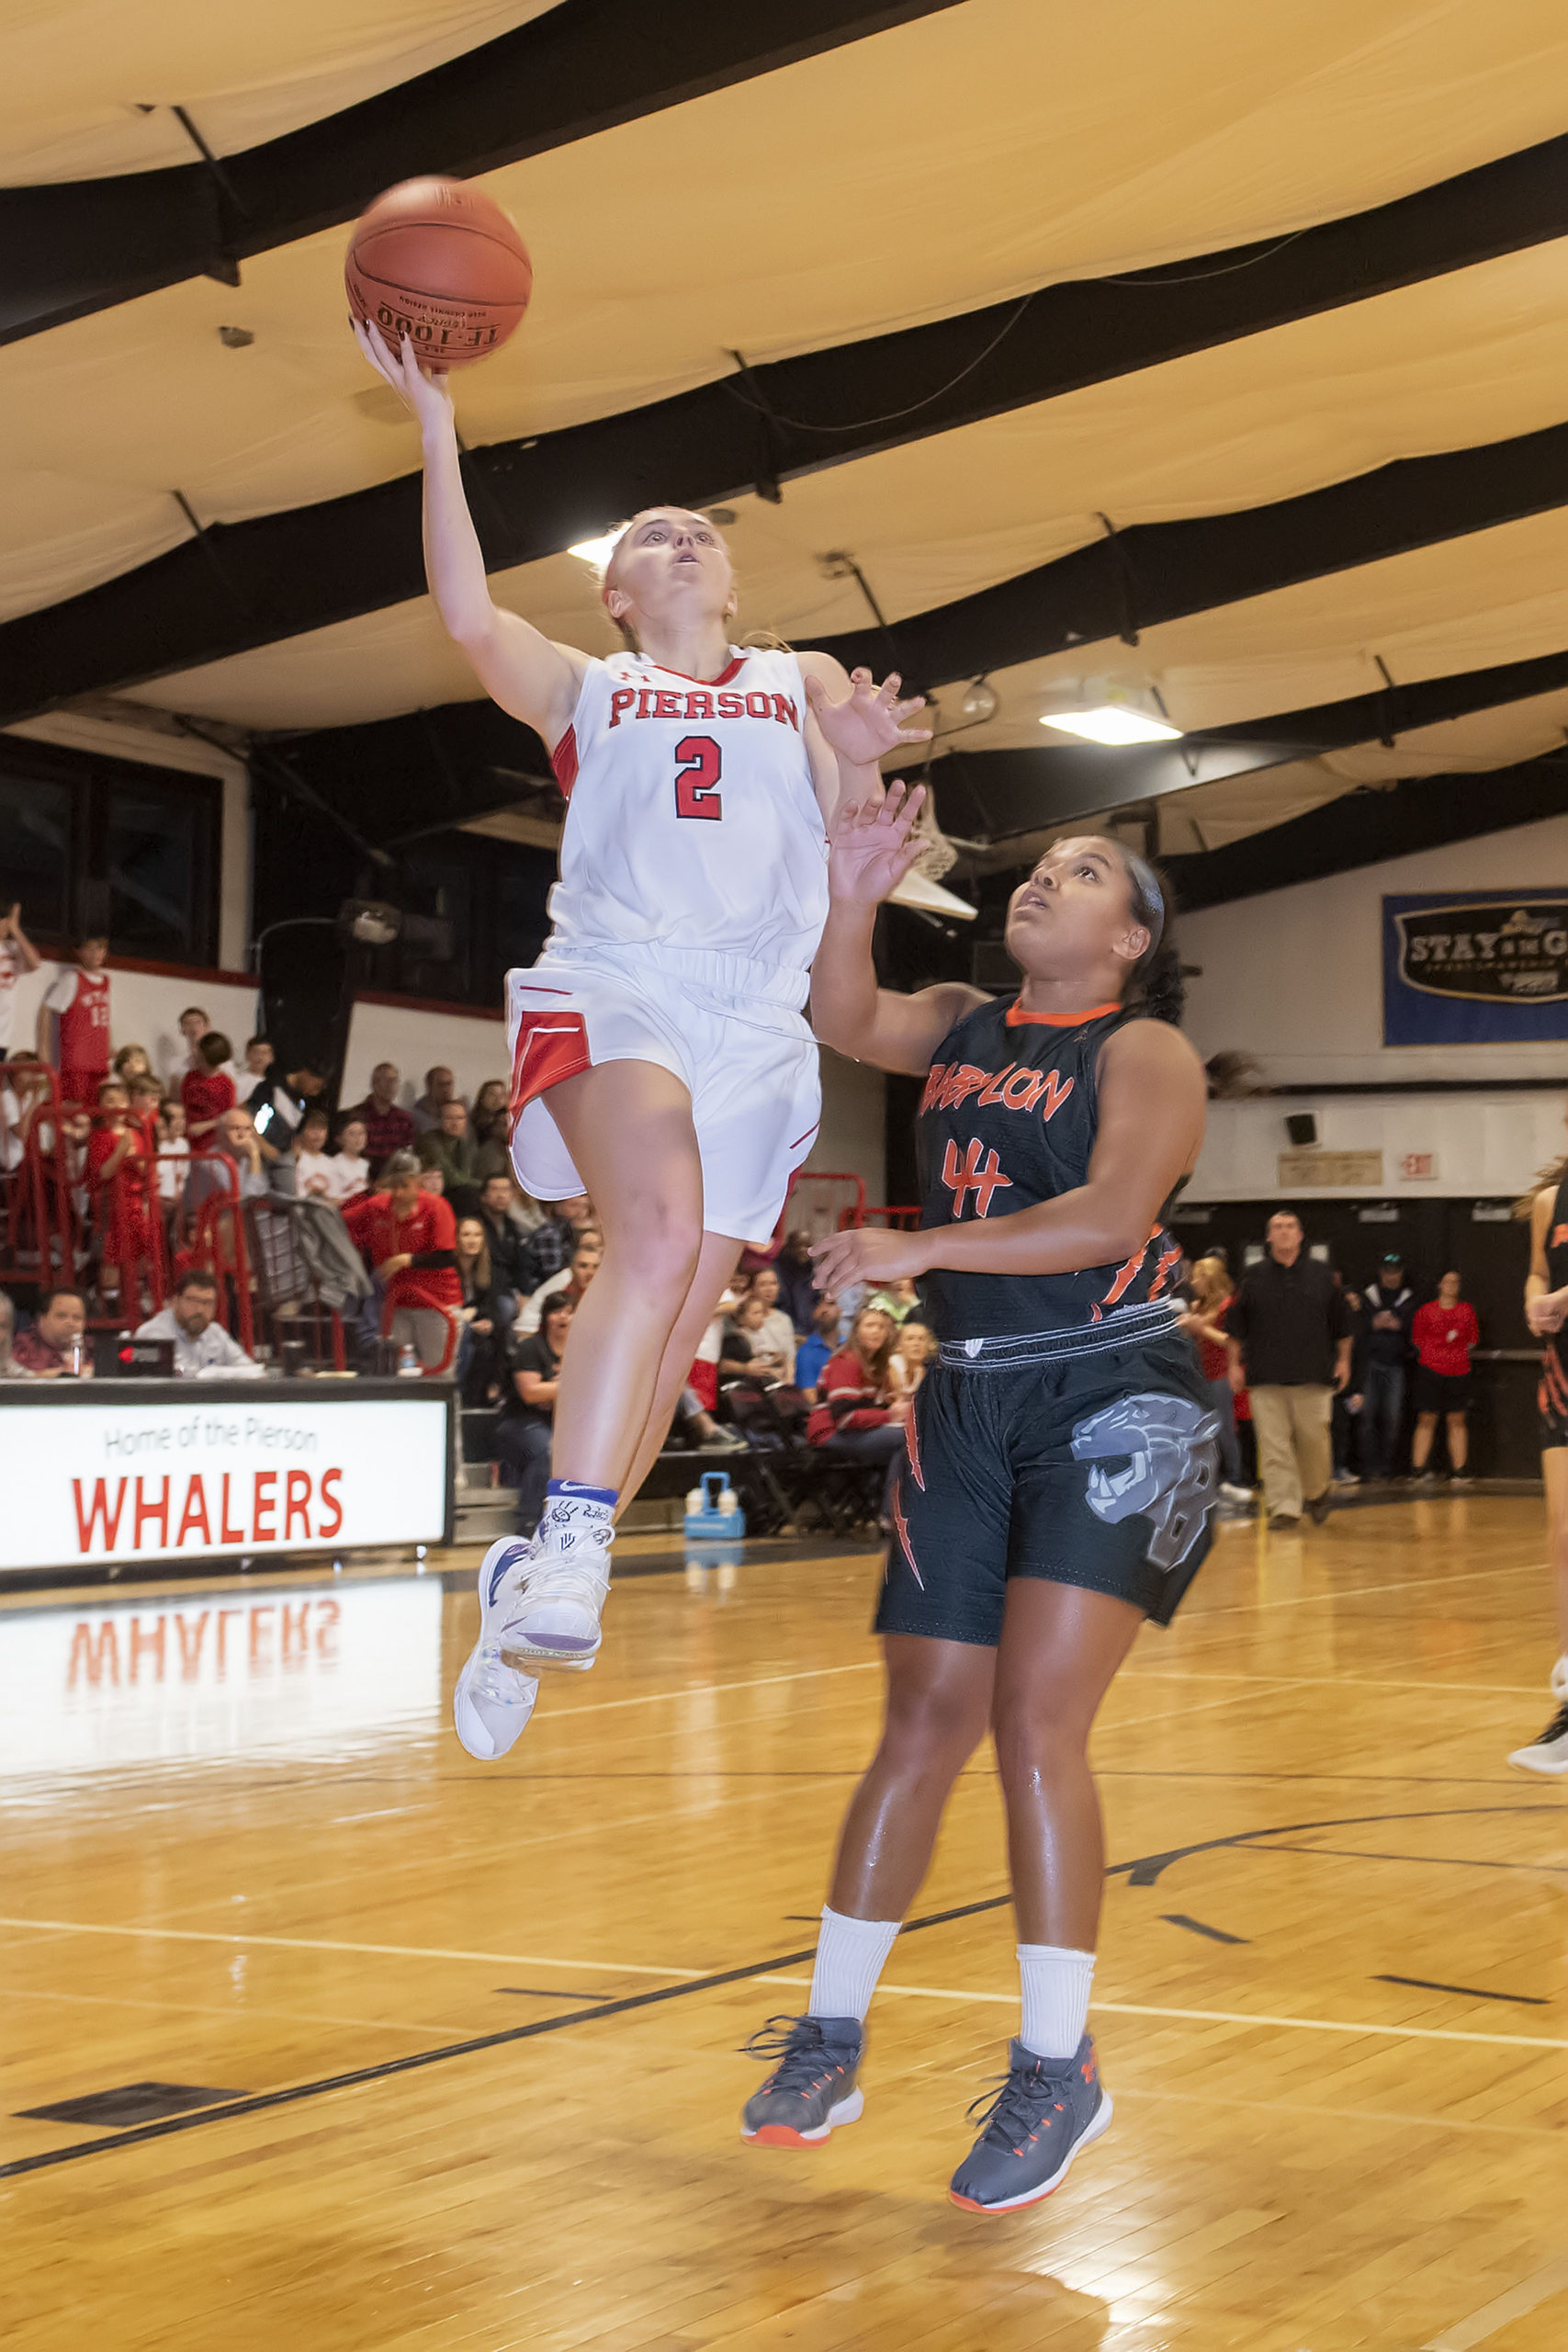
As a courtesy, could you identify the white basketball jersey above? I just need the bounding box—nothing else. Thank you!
[545,648,828,985]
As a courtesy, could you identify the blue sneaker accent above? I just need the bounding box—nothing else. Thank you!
[485,1539,533,1611]
[547,1478,618,1507]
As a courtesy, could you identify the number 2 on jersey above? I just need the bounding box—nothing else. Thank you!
[674,734,723,821]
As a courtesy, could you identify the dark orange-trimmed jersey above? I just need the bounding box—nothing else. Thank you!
[915,998,1181,1341]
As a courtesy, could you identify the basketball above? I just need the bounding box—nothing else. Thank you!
[345,177,532,369]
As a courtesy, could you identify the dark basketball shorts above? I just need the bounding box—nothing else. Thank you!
[1540,1346,1568,1451]
[1413,1364,1472,1416]
[876,1300,1219,1647]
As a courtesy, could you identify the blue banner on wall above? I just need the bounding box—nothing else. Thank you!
[1383,890,1568,1045]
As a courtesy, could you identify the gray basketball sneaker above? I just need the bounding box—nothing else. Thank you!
[948,2034,1112,2212]
[739,2014,864,2147]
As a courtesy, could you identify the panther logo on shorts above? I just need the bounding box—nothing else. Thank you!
[1070,1393,1221,1569]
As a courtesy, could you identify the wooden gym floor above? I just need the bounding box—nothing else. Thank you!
[2,1493,1566,2352]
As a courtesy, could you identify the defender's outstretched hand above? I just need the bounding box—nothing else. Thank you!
[826,780,929,905]
[352,322,455,437]
[806,668,931,765]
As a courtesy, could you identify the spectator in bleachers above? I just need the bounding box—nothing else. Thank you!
[0,1287,28,1377]
[412,1064,459,1135]
[514,1190,593,1293]
[806,1306,908,1472]
[344,1060,416,1171]
[241,1036,302,1155]
[794,1294,841,1396]
[471,1078,509,1148]
[865,1273,923,1325]
[891,1317,935,1399]
[718,1290,791,1386]
[112,1043,154,1087]
[14,1286,91,1377]
[182,1031,236,1151]
[330,1114,371,1204]
[773,1227,820,1334]
[344,1148,460,1373]
[137,1267,257,1375]
[166,1003,210,1087]
[155,1096,188,1213]
[476,1171,534,1295]
[741,1265,796,1380]
[187,1105,272,1205]
[127,1073,164,1125]
[497,1295,574,1536]
[417,1096,482,1191]
[38,934,111,1108]
[291,1106,336,1196]
[0,902,40,1063]
[86,1076,157,1314]
[454,1214,515,1405]
[519,1232,602,1335]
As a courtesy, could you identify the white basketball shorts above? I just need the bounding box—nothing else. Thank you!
[505,943,821,1245]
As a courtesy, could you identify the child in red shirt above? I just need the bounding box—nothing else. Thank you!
[1411,1270,1480,1483]
[39,934,111,1107]
[343,1149,461,1373]
[182,1030,237,1152]
[86,1076,158,1312]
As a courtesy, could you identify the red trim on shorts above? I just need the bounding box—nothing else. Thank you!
[904,1408,925,1493]
[1004,1001,1119,1028]
[550,727,579,797]
[890,1477,923,1589]
[508,1010,592,1139]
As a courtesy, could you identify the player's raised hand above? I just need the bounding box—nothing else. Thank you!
[806,667,931,765]
[351,321,455,436]
[826,780,928,905]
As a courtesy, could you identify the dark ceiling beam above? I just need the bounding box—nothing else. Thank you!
[933,634,1568,842]
[0,0,961,345]
[8,134,1568,720]
[1163,752,1568,912]
[814,414,1568,690]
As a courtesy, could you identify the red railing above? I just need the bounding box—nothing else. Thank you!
[0,1060,77,1290]
[860,1204,922,1231]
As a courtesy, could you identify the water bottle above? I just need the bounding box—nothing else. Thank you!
[397,1342,421,1378]
[68,1333,85,1378]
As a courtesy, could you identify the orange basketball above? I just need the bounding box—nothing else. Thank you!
[345,177,532,369]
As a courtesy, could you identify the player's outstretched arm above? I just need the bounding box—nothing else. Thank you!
[797,655,931,825]
[354,324,585,745]
[812,1019,1205,1293]
[809,782,987,1076]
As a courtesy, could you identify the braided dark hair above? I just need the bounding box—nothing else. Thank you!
[1116,847,1185,1027]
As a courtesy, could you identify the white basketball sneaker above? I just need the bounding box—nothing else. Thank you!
[499,1493,613,1670]
[1506,1660,1568,1776]
[453,1538,540,1760]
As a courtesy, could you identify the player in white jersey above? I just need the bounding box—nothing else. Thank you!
[356,328,927,1758]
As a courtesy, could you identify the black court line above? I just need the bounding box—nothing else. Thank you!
[6,1806,1557,2181]
[1161,1915,1249,1945]
[495,1986,613,2002]
[0,1889,1016,2181]
[1373,1974,1551,2007]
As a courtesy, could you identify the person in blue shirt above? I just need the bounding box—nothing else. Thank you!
[794,1294,841,1394]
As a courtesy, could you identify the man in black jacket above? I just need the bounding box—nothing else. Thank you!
[1351,1252,1416,1482]
[1225,1211,1354,1528]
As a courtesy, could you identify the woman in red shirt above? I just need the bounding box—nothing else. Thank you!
[1177,1253,1250,1501]
[806,1305,908,1469]
[1411,1270,1479,1485]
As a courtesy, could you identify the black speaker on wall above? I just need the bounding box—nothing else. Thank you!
[1285,1113,1318,1148]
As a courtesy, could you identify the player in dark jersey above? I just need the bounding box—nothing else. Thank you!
[739,785,1212,2211]
[1514,1111,1568,1773]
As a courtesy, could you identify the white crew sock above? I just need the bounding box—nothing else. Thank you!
[1018,1943,1096,2062]
[807,1905,900,2023]
[1551,1655,1568,1702]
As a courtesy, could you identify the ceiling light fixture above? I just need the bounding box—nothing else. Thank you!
[1039,683,1181,746]
[568,532,621,569]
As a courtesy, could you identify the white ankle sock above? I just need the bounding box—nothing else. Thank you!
[807,1906,899,2023]
[1018,1943,1095,2062]
[1551,1655,1568,1702]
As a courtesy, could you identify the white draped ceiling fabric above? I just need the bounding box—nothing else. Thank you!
[6,0,1568,859]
